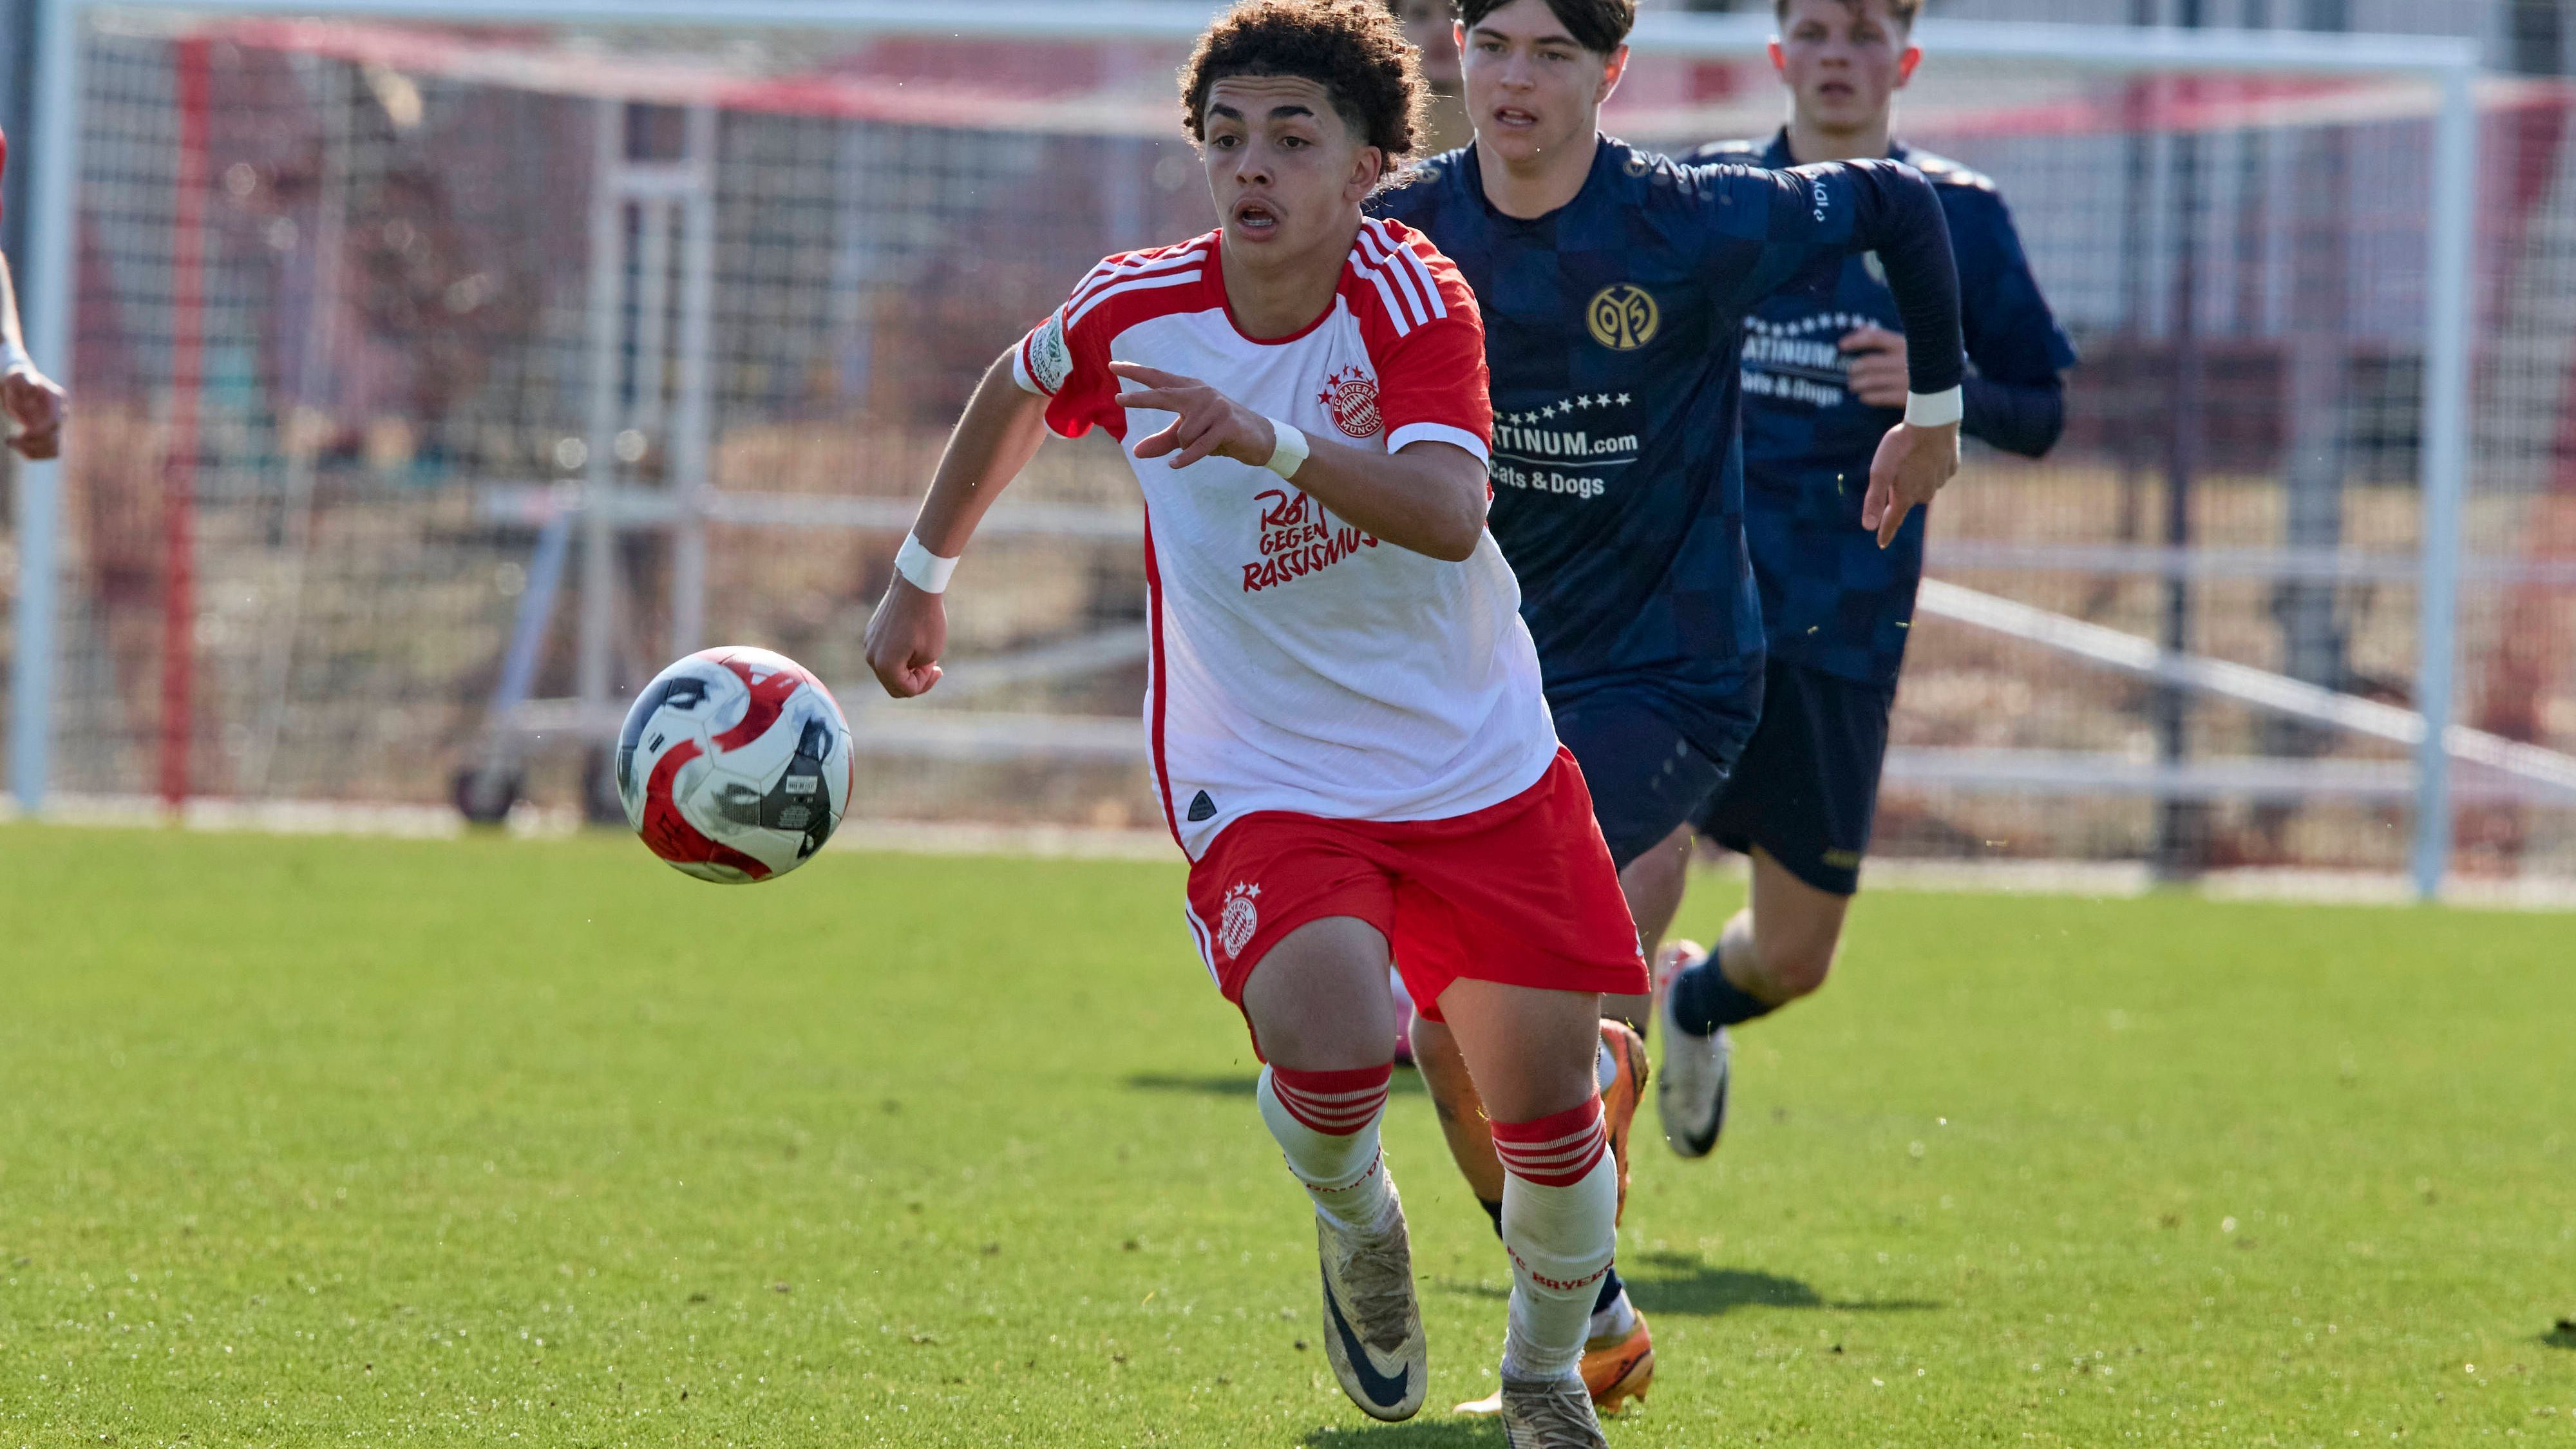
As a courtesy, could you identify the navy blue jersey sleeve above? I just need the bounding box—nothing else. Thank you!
[1703,158,1965,397]
[1962,377,2063,457]
[1946,182,2076,457]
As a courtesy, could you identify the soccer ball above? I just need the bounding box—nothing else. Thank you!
[616,647,854,884]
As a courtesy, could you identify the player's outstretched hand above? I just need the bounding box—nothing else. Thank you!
[2,363,68,462]
[1837,325,1910,410]
[1111,362,1280,471]
[1864,419,1960,550]
[864,576,947,699]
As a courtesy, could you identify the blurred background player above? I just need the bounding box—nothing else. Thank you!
[865,3,1647,1441]
[1388,0,1474,153]
[1654,0,2076,1155]
[1370,0,1967,1416]
[0,126,70,461]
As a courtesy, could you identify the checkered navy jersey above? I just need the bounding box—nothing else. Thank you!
[1693,133,2078,687]
[1372,135,1964,756]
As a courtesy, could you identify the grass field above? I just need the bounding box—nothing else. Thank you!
[0,824,2569,1447]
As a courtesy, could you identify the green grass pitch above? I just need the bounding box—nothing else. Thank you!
[0,824,2570,1446]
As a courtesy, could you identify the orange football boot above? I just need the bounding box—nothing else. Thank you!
[1452,1309,1656,1419]
[1598,1018,1649,1226]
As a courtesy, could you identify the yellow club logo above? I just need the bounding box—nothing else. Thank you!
[1587,285,1660,352]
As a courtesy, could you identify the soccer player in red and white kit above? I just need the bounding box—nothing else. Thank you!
[0,127,70,460]
[864,3,1641,1441]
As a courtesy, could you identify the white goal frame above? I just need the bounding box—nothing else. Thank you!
[9,1,2483,895]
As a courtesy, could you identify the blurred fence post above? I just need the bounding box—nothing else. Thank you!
[670,103,717,659]
[2410,63,2479,903]
[578,96,625,800]
[10,0,78,815]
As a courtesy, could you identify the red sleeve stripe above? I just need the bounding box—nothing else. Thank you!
[1360,239,1434,329]
[1362,220,1449,323]
[1069,268,1206,329]
[1066,238,1214,316]
[1346,243,1428,338]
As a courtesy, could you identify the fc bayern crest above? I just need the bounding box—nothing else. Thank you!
[1219,881,1262,960]
[1318,366,1381,440]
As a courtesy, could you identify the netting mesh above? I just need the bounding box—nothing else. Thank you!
[24,12,2576,879]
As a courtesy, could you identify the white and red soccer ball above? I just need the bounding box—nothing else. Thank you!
[616,647,854,884]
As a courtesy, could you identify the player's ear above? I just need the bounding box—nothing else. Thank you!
[1596,43,1631,106]
[1895,44,1922,85]
[1348,144,1385,200]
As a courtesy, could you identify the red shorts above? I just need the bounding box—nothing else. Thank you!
[1184,747,1647,1048]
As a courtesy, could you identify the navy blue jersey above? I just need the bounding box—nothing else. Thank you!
[1372,136,1963,757]
[1692,132,2077,687]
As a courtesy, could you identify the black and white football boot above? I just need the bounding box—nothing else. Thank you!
[1314,1179,1426,1421]
[1498,1370,1610,1448]
[1654,940,1734,1159]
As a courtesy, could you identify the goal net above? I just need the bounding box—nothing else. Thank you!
[13,5,2574,891]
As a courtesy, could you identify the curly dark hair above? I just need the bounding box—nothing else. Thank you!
[1182,0,1430,167]
[1456,0,1635,54]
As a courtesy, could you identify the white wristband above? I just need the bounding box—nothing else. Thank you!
[1905,386,1964,428]
[1264,419,1310,480]
[0,339,29,376]
[894,533,958,594]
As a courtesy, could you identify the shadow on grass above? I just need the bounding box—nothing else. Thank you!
[2544,1318,2576,1350]
[1434,1251,1940,1320]
[1127,1072,1427,1098]
[1303,1419,1498,1448]
[1619,1251,1940,1319]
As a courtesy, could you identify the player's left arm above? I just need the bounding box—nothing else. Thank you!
[1112,362,1489,564]
[1846,188,2073,459]
[1727,158,1967,546]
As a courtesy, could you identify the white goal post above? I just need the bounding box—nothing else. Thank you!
[7,1,2487,895]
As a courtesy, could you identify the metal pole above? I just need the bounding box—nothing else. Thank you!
[668,104,717,657]
[10,0,79,813]
[578,97,625,732]
[2155,0,2209,880]
[630,196,671,437]
[2409,64,2477,902]
[157,36,213,812]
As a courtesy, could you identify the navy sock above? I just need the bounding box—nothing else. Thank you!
[1669,954,1778,1036]
[1592,1261,1626,1318]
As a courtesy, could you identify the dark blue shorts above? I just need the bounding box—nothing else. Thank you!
[1551,680,1760,873]
[1693,659,1895,897]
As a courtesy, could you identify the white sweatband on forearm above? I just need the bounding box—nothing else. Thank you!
[1905,386,1964,428]
[1264,419,1310,480]
[0,339,30,375]
[894,533,959,594]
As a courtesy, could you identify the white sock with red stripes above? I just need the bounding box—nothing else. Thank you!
[1256,1064,1396,1233]
[1491,1097,1619,1382]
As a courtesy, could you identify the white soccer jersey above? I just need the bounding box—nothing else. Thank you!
[1012,220,1558,860]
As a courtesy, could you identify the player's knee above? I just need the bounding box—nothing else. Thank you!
[1765,939,1837,1001]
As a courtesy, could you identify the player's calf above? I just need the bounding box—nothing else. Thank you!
[1493,1100,1619,1381]
[1258,1064,1397,1230]
[1488,1099,1619,1446]
[1258,1062,1429,1421]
